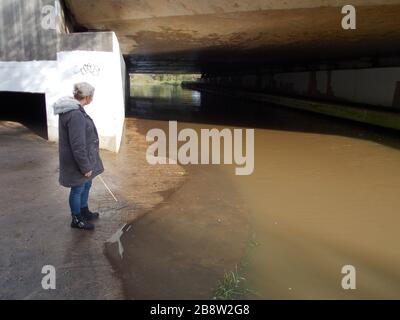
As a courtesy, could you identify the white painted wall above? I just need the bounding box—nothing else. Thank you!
[274,72,309,94]
[316,71,328,94]
[272,67,400,108]
[0,32,126,153]
[331,68,399,107]
[0,61,59,93]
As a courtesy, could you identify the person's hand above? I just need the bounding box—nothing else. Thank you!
[84,170,93,177]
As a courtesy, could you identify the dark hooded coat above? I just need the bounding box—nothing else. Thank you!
[53,97,104,187]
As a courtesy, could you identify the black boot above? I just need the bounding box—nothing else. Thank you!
[81,206,100,221]
[71,214,95,230]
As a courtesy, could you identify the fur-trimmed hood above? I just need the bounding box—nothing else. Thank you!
[53,97,81,115]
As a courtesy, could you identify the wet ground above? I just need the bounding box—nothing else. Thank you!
[0,118,185,299]
[0,121,120,299]
[105,120,250,300]
[2,84,400,299]
[105,83,400,300]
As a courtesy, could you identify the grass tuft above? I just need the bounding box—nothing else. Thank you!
[213,266,248,300]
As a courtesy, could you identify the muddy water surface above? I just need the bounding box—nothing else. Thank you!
[106,84,400,299]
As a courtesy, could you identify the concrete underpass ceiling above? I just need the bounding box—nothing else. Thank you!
[64,0,400,73]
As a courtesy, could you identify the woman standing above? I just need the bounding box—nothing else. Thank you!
[53,82,104,230]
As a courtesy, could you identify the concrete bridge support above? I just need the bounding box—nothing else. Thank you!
[0,0,127,152]
[200,66,400,110]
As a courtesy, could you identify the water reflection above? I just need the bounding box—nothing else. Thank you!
[129,83,400,150]
[129,84,201,118]
[119,83,400,299]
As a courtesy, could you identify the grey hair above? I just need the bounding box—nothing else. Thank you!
[73,82,95,100]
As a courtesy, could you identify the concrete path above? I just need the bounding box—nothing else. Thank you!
[0,119,185,299]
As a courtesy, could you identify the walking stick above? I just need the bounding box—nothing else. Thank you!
[99,175,118,202]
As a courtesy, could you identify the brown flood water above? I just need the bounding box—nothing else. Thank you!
[106,84,400,299]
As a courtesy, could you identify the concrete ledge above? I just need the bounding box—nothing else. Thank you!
[58,32,114,53]
[0,32,127,153]
[183,82,400,131]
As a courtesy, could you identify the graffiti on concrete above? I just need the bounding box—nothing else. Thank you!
[80,63,101,77]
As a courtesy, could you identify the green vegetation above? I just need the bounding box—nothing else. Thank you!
[130,73,201,86]
[212,231,261,300]
[213,266,249,300]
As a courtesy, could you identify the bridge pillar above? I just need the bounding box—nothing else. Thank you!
[0,0,127,152]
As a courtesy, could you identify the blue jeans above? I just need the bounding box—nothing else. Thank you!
[69,180,92,216]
